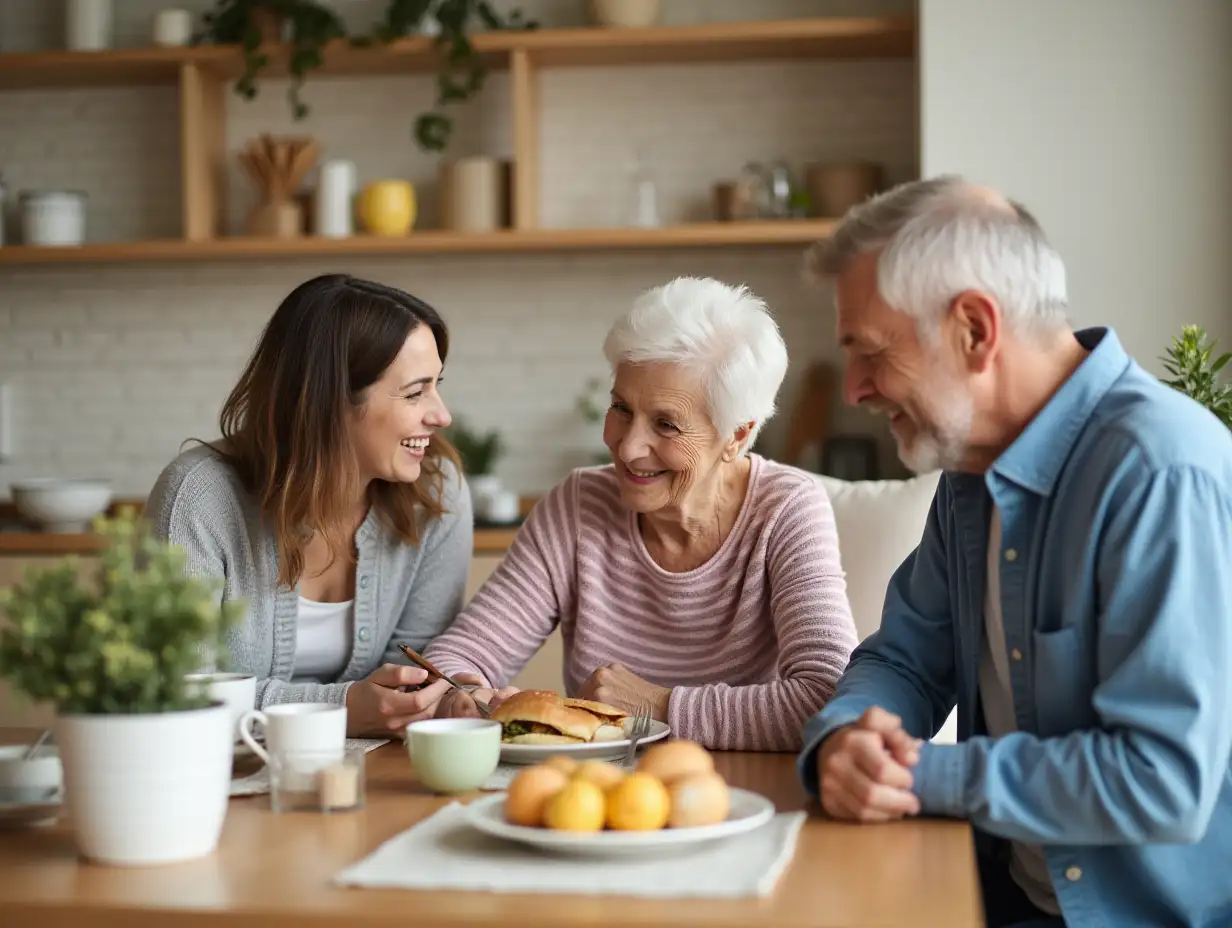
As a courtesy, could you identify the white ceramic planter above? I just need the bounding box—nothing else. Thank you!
[55,702,233,866]
[468,474,503,521]
[66,0,113,50]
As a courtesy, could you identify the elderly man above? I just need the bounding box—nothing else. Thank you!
[798,175,1232,928]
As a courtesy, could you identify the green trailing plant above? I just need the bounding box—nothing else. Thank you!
[1161,324,1232,430]
[0,510,246,716]
[446,416,506,476]
[574,376,613,466]
[196,0,347,120]
[353,0,538,152]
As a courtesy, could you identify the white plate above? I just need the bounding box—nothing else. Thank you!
[463,787,776,858]
[0,792,61,828]
[499,719,670,765]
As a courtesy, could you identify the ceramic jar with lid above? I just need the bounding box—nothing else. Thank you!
[21,190,87,246]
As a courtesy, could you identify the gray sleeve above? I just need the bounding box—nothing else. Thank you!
[382,462,474,662]
[146,455,230,672]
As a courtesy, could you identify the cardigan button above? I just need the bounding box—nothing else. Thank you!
[357,627,371,642]
[359,575,370,590]
[1065,866,1082,882]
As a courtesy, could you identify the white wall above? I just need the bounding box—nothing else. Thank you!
[0,0,915,497]
[920,0,1232,371]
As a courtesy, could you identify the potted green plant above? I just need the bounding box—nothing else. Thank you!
[1161,324,1232,429]
[195,0,347,120]
[575,375,613,466]
[357,0,538,153]
[0,509,245,866]
[445,415,506,516]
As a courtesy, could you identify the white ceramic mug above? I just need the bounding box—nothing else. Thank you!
[237,703,346,767]
[152,9,193,46]
[184,672,256,744]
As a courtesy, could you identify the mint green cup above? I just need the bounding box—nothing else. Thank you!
[405,718,502,793]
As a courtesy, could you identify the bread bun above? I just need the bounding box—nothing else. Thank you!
[491,690,606,742]
[637,740,715,785]
[505,765,569,827]
[667,771,730,828]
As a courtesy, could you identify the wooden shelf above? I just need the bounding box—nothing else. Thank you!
[0,17,914,91]
[0,221,836,265]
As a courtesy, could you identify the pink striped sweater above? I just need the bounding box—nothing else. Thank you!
[424,455,859,751]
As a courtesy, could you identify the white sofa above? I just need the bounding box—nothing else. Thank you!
[510,469,958,745]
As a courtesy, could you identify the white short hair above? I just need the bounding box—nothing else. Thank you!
[806,175,1070,341]
[602,276,788,455]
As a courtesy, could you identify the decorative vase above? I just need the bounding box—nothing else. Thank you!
[358,180,416,236]
[588,0,661,28]
[805,161,885,219]
[55,702,233,866]
[467,474,503,521]
[246,197,302,238]
[439,156,503,232]
[66,0,113,50]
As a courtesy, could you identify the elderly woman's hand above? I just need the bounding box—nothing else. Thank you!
[434,674,520,719]
[579,663,671,722]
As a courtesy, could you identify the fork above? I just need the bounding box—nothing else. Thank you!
[623,704,653,766]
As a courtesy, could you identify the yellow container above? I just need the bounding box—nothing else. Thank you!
[357,180,416,236]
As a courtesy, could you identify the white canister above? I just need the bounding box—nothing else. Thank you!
[66,0,114,51]
[440,156,503,233]
[21,190,86,246]
[314,159,357,238]
[152,8,193,47]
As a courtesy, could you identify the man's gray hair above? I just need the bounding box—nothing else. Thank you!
[806,175,1070,340]
[603,276,788,455]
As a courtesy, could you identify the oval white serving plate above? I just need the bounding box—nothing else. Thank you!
[463,786,775,858]
[499,719,671,765]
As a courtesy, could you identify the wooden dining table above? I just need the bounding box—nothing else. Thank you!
[0,731,983,928]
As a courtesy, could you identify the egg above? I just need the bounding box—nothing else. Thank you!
[667,771,730,828]
[572,759,626,792]
[505,764,569,827]
[637,740,715,786]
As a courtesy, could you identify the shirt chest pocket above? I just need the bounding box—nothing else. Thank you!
[1031,625,1099,736]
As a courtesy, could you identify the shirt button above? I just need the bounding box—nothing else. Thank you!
[1011,648,1023,661]
[1065,866,1082,882]
[1005,549,1018,562]
[357,627,371,642]
[359,576,370,590]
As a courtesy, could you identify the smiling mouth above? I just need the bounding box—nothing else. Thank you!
[401,437,430,456]
[623,464,667,481]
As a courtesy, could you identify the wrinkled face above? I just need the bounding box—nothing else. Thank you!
[602,362,735,514]
[351,325,452,486]
[835,253,973,473]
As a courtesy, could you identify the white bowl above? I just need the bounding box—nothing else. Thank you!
[11,478,113,532]
[588,0,661,28]
[0,744,62,805]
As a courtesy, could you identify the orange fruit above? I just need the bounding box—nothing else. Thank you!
[543,780,606,832]
[637,740,714,786]
[605,772,671,831]
[667,771,730,828]
[572,759,626,792]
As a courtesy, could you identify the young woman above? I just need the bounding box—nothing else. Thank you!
[148,274,477,737]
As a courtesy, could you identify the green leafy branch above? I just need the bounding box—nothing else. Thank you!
[1161,324,1232,430]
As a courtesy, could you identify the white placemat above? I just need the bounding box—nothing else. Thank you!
[333,801,806,899]
[230,738,390,797]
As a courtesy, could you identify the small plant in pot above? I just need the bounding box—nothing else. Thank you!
[0,509,245,866]
[1161,324,1232,430]
[445,416,506,518]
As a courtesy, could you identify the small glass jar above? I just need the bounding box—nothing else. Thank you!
[269,745,366,814]
[20,190,87,246]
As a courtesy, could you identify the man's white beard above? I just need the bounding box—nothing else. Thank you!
[896,377,974,474]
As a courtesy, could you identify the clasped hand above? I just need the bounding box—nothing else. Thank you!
[817,706,923,823]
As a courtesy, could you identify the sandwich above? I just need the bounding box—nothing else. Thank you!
[491,690,631,744]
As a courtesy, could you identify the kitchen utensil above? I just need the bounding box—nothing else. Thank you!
[623,704,653,766]
[237,703,346,775]
[23,730,51,762]
[397,644,491,718]
[239,135,319,238]
[499,718,670,765]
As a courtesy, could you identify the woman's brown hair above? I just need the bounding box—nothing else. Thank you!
[211,273,460,587]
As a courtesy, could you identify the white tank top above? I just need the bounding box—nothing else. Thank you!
[293,595,354,682]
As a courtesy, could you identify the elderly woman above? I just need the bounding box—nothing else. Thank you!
[425,276,859,751]
[147,274,478,738]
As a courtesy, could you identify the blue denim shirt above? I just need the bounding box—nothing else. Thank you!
[799,328,1232,928]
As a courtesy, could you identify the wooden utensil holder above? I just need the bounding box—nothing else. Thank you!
[246,198,302,238]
